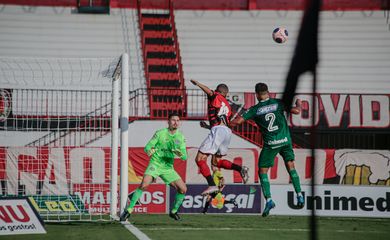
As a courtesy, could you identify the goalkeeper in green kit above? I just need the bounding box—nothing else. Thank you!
[120,113,187,221]
[230,83,304,217]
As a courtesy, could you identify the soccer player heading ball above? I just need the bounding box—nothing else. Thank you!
[230,83,305,217]
[190,79,249,196]
[120,113,188,221]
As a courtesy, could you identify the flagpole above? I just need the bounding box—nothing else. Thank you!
[310,68,318,240]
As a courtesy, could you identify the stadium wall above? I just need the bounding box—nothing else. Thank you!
[176,10,390,93]
[0,6,145,91]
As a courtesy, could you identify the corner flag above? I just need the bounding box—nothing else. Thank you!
[282,0,321,110]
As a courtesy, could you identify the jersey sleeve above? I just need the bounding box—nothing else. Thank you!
[242,106,256,120]
[176,133,187,161]
[144,130,161,154]
[207,90,216,99]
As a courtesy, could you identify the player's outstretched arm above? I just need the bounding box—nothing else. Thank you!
[290,98,302,115]
[190,79,213,97]
[229,115,245,128]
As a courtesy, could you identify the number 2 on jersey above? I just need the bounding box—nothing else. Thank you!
[265,113,278,132]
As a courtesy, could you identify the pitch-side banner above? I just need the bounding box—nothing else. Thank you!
[72,183,167,214]
[1,147,389,197]
[169,184,261,214]
[270,185,390,218]
[0,198,46,235]
[130,148,390,186]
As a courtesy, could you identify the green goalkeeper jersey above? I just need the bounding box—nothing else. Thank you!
[144,128,187,167]
[242,98,292,148]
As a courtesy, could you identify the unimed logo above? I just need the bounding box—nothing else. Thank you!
[0,204,30,223]
[287,191,390,211]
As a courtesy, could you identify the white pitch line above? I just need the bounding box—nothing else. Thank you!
[121,222,151,240]
[138,227,388,234]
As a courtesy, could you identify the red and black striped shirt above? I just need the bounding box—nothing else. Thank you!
[207,91,232,127]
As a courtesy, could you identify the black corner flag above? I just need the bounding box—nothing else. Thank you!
[282,0,321,110]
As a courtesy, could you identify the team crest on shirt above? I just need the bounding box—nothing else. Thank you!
[257,104,277,115]
[174,139,181,145]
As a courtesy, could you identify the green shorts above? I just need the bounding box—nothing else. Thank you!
[258,144,295,168]
[144,162,181,184]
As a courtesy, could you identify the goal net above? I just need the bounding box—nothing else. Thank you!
[0,55,126,221]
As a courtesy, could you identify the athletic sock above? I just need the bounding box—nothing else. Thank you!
[217,160,242,172]
[127,188,143,212]
[259,173,271,199]
[206,176,216,186]
[289,169,302,194]
[171,193,186,214]
[196,160,215,186]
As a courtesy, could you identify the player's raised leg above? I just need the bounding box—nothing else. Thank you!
[120,174,154,221]
[212,155,249,184]
[195,152,219,195]
[259,167,275,217]
[280,145,304,208]
[285,160,304,208]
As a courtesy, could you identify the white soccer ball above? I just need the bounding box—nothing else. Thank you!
[272,27,288,44]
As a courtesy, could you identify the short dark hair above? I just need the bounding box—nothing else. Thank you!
[216,83,229,94]
[255,83,268,94]
[168,112,180,120]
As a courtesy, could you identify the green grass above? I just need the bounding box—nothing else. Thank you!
[1,221,137,240]
[3,215,390,240]
[133,214,390,240]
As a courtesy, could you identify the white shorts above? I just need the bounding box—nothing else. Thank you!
[199,125,232,156]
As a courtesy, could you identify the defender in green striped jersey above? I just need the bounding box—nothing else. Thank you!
[230,83,305,217]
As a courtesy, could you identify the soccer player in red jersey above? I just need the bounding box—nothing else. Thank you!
[190,79,249,195]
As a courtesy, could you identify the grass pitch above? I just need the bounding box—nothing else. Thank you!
[3,214,390,240]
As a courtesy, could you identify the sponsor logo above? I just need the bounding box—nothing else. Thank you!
[257,104,277,115]
[0,198,46,235]
[74,184,167,214]
[27,195,86,215]
[268,137,288,146]
[172,184,261,214]
[287,190,390,212]
[129,184,166,214]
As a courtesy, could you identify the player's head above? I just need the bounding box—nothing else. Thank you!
[215,83,229,97]
[255,82,269,100]
[167,113,181,130]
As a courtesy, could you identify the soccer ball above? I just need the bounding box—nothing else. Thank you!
[272,27,288,44]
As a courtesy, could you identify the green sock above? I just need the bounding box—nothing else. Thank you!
[289,169,302,194]
[259,173,271,199]
[126,188,143,212]
[171,193,185,214]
